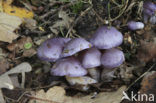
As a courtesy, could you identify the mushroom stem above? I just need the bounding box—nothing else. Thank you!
[101,68,117,82]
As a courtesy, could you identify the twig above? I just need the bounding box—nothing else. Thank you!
[109,0,129,21]
[25,94,60,103]
[92,9,107,24]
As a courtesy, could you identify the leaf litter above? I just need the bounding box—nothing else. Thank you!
[29,86,126,103]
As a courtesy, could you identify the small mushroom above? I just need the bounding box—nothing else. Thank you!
[37,37,71,62]
[101,48,125,69]
[80,47,101,68]
[62,38,92,57]
[143,1,156,16]
[90,26,123,49]
[51,57,87,77]
[143,1,156,22]
[127,21,144,30]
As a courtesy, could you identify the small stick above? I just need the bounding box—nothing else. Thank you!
[25,94,59,103]
[126,63,156,91]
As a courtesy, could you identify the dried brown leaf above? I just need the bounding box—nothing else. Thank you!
[7,37,33,53]
[0,13,22,43]
[137,40,156,63]
[22,48,36,57]
[140,71,156,95]
[0,59,9,75]
[29,86,126,103]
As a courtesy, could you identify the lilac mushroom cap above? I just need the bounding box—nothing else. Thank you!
[81,47,101,68]
[143,1,156,16]
[51,57,87,77]
[90,26,123,49]
[37,37,71,62]
[101,48,125,68]
[127,21,144,30]
[143,1,156,22]
[62,38,92,57]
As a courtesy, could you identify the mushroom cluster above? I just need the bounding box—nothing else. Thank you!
[37,26,125,86]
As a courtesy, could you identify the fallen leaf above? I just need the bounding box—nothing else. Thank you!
[0,62,32,89]
[6,62,32,74]
[29,86,126,103]
[29,86,66,103]
[0,13,22,43]
[7,36,36,58]
[0,13,22,31]
[137,40,156,63]
[7,37,33,53]
[0,74,13,89]
[22,48,36,57]
[0,59,9,75]
[139,71,156,95]
[2,0,34,19]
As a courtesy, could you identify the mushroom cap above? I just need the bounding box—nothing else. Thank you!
[90,26,123,49]
[127,21,144,30]
[51,57,87,77]
[101,48,125,68]
[37,37,71,62]
[62,38,92,57]
[143,1,156,16]
[81,47,101,68]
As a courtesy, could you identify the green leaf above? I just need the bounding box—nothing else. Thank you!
[24,42,32,49]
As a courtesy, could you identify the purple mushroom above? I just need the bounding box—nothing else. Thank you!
[37,37,71,62]
[127,21,144,30]
[80,47,101,68]
[143,1,156,23]
[62,38,92,57]
[101,48,125,68]
[51,57,87,77]
[90,26,123,49]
